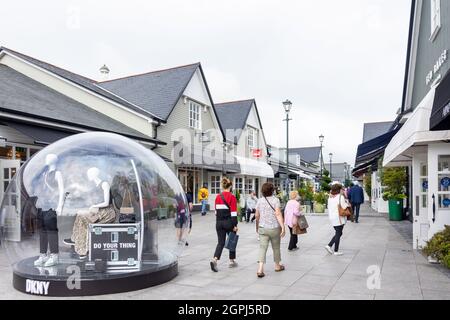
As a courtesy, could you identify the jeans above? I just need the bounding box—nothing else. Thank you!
[288,226,298,250]
[37,209,59,254]
[246,208,256,222]
[328,225,344,252]
[214,219,236,260]
[258,227,281,264]
[352,203,361,222]
[201,200,208,215]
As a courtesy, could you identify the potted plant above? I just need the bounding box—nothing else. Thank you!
[381,167,407,221]
[156,198,168,220]
[298,182,314,213]
[313,191,328,214]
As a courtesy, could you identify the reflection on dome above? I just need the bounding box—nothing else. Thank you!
[0,132,189,296]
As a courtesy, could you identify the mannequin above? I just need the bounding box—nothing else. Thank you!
[34,154,65,267]
[64,167,117,258]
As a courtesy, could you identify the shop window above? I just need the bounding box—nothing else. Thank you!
[15,147,27,163]
[420,163,428,209]
[30,148,40,158]
[244,178,254,195]
[235,177,244,195]
[0,146,13,159]
[438,156,450,209]
[210,175,221,194]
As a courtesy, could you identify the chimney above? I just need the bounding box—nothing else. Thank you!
[99,64,110,81]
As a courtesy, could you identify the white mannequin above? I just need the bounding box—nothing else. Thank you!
[45,154,64,215]
[87,167,110,212]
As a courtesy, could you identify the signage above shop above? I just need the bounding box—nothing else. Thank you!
[426,50,448,86]
[252,149,262,158]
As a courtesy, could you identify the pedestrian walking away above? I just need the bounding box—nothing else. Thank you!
[246,191,258,223]
[284,190,302,251]
[210,178,238,272]
[325,183,348,256]
[348,182,364,223]
[255,182,286,278]
[198,184,209,216]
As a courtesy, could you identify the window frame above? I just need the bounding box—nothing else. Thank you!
[430,0,441,42]
[189,101,202,130]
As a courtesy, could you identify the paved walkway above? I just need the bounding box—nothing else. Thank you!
[1,205,450,300]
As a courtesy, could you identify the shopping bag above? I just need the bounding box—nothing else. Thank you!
[225,232,239,251]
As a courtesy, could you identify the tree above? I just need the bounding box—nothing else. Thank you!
[364,170,372,201]
[320,169,332,192]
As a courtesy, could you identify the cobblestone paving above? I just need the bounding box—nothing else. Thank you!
[1,205,450,300]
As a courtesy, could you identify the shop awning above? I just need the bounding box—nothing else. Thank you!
[290,170,315,180]
[4,121,74,145]
[431,70,450,131]
[235,156,274,178]
[384,88,450,167]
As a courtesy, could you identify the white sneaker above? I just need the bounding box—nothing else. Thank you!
[44,253,59,267]
[334,252,344,256]
[34,254,48,266]
[324,246,333,255]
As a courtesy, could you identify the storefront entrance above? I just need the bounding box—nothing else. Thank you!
[178,168,201,204]
[412,153,429,249]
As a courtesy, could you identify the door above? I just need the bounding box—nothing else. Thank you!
[428,145,450,241]
[0,160,21,241]
[412,154,429,249]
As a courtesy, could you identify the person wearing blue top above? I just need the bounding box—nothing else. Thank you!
[347,182,365,223]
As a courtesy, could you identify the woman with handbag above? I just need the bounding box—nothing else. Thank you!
[284,190,302,251]
[325,183,350,256]
[255,183,286,278]
[210,178,238,272]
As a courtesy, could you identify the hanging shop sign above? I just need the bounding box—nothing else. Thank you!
[252,149,262,158]
[426,50,448,86]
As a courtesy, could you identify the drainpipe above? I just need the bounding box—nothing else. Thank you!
[151,120,162,151]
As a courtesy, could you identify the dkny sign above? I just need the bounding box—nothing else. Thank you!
[26,279,50,295]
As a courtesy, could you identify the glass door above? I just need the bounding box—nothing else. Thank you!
[0,160,21,242]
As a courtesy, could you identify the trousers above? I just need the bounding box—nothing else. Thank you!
[37,209,59,254]
[214,219,236,260]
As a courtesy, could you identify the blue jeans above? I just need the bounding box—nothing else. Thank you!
[201,200,208,215]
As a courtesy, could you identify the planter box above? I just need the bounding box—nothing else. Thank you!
[313,203,325,214]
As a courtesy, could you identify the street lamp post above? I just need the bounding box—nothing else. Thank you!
[319,134,324,178]
[329,153,333,181]
[283,100,293,195]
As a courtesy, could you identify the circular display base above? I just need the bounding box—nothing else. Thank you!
[12,255,178,297]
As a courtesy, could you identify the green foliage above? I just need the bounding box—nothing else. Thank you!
[320,169,332,192]
[381,167,407,201]
[234,190,240,202]
[313,191,328,205]
[344,179,352,188]
[298,181,314,203]
[423,226,450,269]
[364,171,372,200]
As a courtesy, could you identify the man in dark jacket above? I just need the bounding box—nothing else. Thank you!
[348,182,365,223]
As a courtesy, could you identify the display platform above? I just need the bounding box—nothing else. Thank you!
[12,252,178,297]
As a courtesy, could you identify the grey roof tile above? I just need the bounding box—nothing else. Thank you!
[215,100,254,142]
[0,47,161,121]
[98,63,200,120]
[286,147,322,163]
[362,121,393,143]
[0,64,160,143]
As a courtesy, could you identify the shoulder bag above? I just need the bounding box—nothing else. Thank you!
[119,187,136,223]
[338,194,353,217]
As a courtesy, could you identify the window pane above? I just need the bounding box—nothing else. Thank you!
[15,146,27,162]
[438,194,450,209]
[439,174,450,192]
[0,146,13,159]
[422,195,427,209]
[4,168,9,180]
[421,164,428,176]
[438,156,450,172]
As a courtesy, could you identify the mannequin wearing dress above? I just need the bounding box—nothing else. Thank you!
[34,154,65,267]
[66,167,117,258]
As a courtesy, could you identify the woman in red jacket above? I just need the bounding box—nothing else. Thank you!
[210,177,238,272]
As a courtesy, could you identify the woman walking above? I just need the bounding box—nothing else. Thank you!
[210,178,238,272]
[284,190,302,251]
[325,183,349,256]
[255,182,286,278]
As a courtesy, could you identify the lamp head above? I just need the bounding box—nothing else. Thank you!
[319,134,324,143]
[282,100,292,113]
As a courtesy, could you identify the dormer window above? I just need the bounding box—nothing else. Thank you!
[189,101,202,130]
[430,0,441,41]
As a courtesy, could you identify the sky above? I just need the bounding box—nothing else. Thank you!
[0,0,412,166]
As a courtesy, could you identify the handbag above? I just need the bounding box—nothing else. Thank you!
[297,215,309,230]
[292,223,307,235]
[338,195,353,217]
[225,232,239,251]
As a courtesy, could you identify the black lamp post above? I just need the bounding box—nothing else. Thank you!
[283,100,293,194]
[329,153,333,181]
[319,134,324,178]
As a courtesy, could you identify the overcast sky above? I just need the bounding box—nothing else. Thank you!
[0,0,412,166]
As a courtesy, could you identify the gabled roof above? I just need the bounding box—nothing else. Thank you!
[0,47,162,121]
[362,121,393,143]
[287,147,321,163]
[0,64,163,144]
[98,63,200,121]
[215,99,254,143]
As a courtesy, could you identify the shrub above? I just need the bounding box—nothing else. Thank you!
[381,167,407,201]
[298,182,314,203]
[423,225,450,269]
[314,191,328,205]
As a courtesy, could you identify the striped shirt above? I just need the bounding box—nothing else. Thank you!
[215,191,238,226]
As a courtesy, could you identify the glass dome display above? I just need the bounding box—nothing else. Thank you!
[0,132,190,296]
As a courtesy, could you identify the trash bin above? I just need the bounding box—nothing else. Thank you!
[388,199,403,221]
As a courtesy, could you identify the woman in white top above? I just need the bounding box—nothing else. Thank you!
[325,183,349,256]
